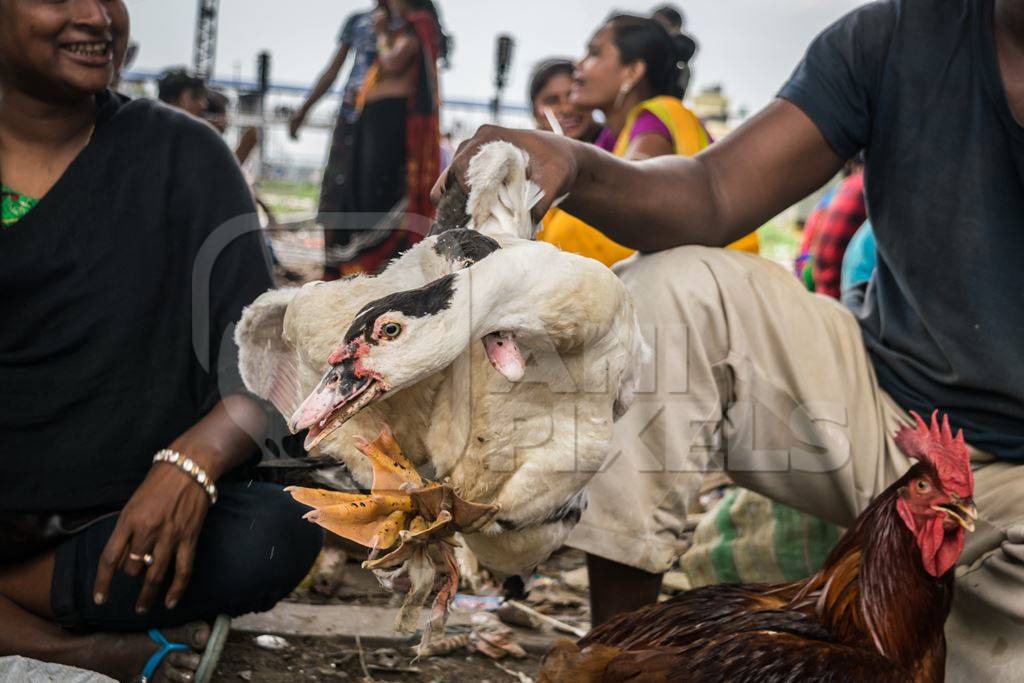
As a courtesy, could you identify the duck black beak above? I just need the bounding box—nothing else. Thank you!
[290,360,385,450]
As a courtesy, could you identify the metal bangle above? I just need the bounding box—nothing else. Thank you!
[152,449,218,504]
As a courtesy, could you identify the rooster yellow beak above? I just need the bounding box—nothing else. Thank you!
[934,499,978,533]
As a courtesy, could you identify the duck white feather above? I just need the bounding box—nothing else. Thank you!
[465,141,545,241]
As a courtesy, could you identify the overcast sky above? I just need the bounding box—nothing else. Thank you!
[129,0,864,114]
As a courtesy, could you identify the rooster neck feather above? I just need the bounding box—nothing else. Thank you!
[805,471,954,670]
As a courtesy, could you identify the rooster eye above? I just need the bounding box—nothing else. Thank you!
[915,479,932,494]
[380,322,402,339]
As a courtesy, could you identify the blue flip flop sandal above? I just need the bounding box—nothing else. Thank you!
[135,614,231,683]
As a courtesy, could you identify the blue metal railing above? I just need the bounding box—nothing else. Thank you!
[121,69,532,114]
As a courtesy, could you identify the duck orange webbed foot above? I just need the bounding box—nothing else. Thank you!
[286,423,500,647]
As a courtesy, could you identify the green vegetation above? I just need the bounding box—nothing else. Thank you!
[757,220,800,268]
[256,179,320,216]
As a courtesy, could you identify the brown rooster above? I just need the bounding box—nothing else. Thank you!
[538,412,977,683]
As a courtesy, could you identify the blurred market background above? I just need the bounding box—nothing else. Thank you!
[120,0,863,263]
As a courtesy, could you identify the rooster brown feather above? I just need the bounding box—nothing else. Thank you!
[538,412,977,682]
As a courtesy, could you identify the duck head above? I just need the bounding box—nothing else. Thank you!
[291,274,526,451]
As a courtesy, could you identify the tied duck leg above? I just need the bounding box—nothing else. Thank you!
[287,424,500,644]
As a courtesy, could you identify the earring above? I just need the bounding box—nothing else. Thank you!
[614,81,633,110]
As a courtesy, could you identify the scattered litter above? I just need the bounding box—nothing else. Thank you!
[560,566,588,591]
[316,665,347,678]
[506,600,587,638]
[471,628,528,660]
[237,670,253,681]
[493,660,535,683]
[253,634,290,651]
[354,634,375,682]
[368,664,422,674]
[415,633,471,657]
[522,578,587,611]
[452,593,503,612]
[496,602,543,631]
[662,570,692,593]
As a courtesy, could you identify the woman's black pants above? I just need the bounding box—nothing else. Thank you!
[48,482,322,631]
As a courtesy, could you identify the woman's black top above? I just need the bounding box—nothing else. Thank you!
[0,91,273,512]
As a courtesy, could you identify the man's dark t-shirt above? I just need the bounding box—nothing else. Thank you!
[779,0,1024,460]
[0,92,273,511]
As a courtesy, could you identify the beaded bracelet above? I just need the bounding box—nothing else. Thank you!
[153,449,218,504]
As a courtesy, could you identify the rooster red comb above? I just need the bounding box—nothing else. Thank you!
[894,411,973,499]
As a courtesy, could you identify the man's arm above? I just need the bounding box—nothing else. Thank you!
[569,100,843,250]
[440,100,843,252]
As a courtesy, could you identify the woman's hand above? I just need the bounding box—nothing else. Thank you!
[92,396,266,613]
[288,107,308,140]
[92,455,212,613]
[432,125,585,221]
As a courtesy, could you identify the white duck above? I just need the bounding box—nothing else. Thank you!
[237,142,647,581]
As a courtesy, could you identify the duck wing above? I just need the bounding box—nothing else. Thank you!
[235,287,303,417]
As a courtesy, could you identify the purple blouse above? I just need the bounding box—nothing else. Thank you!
[595,110,672,153]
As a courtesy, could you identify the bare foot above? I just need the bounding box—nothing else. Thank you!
[85,621,211,683]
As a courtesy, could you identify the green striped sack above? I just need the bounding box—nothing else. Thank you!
[679,487,841,587]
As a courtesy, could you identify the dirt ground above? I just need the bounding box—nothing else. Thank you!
[212,547,591,682]
[216,633,540,682]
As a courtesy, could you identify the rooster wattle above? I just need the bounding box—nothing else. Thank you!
[538,411,976,683]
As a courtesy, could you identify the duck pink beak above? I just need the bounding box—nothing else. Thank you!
[483,332,525,382]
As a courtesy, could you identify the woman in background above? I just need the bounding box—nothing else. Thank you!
[290,0,385,279]
[529,58,602,142]
[540,15,758,266]
[327,0,448,277]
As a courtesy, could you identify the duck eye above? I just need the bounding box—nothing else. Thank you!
[915,479,931,494]
[380,322,402,339]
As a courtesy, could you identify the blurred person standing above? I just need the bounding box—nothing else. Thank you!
[541,15,756,266]
[202,89,261,170]
[295,0,446,278]
[811,156,866,298]
[652,4,698,99]
[203,88,229,134]
[291,1,383,269]
[794,184,838,291]
[841,219,877,296]
[156,67,208,118]
[328,0,447,276]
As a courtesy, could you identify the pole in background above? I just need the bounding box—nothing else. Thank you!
[256,51,271,180]
[490,34,515,124]
[193,0,219,79]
